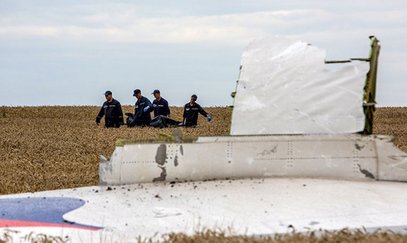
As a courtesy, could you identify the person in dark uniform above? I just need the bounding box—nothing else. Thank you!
[129,89,152,127]
[182,94,211,127]
[95,90,124,128]
[151,89,171,117]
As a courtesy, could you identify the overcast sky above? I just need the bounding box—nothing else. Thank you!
[1,0,406,107]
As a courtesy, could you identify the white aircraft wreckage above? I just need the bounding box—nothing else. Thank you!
[99,36,406,185]
[2,36,407,242]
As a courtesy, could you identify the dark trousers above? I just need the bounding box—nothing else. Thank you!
[105,121,120,128]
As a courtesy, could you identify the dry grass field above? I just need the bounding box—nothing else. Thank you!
[0,105,231,195]
[162,228,407,243]
[0,106,406,242]
[0,106,406,195]
[373,107,407,152]
[1,227,407,243]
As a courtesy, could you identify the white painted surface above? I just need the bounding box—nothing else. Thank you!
[100,134,407,185]
[2,178,407,242]
[231,36,369,135]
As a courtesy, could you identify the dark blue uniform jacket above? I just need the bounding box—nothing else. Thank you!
[183,102,208,127]
[130,96,152,126]
[96,99,124,127]
[152,98,170,117]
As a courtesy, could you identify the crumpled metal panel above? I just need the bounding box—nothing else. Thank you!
[99,134,407,186]
[99,134,407,185]
[231,36,369,135]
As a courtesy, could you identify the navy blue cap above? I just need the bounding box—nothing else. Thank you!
[151,89,160,94]
[104,90,112,96]
[133,89,141,96]
[191,94,197,100]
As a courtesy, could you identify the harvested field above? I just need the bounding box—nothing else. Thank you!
[2,227,407,243]
[162,228,407,243]
[373,107,407,152]
[0,106,231,195]
[0,106,406,195]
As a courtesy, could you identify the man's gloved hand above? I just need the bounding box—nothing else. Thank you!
[207,115,211,122]
[95,121,100,125]
[181,121,184,126]
[143,106,149,112]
